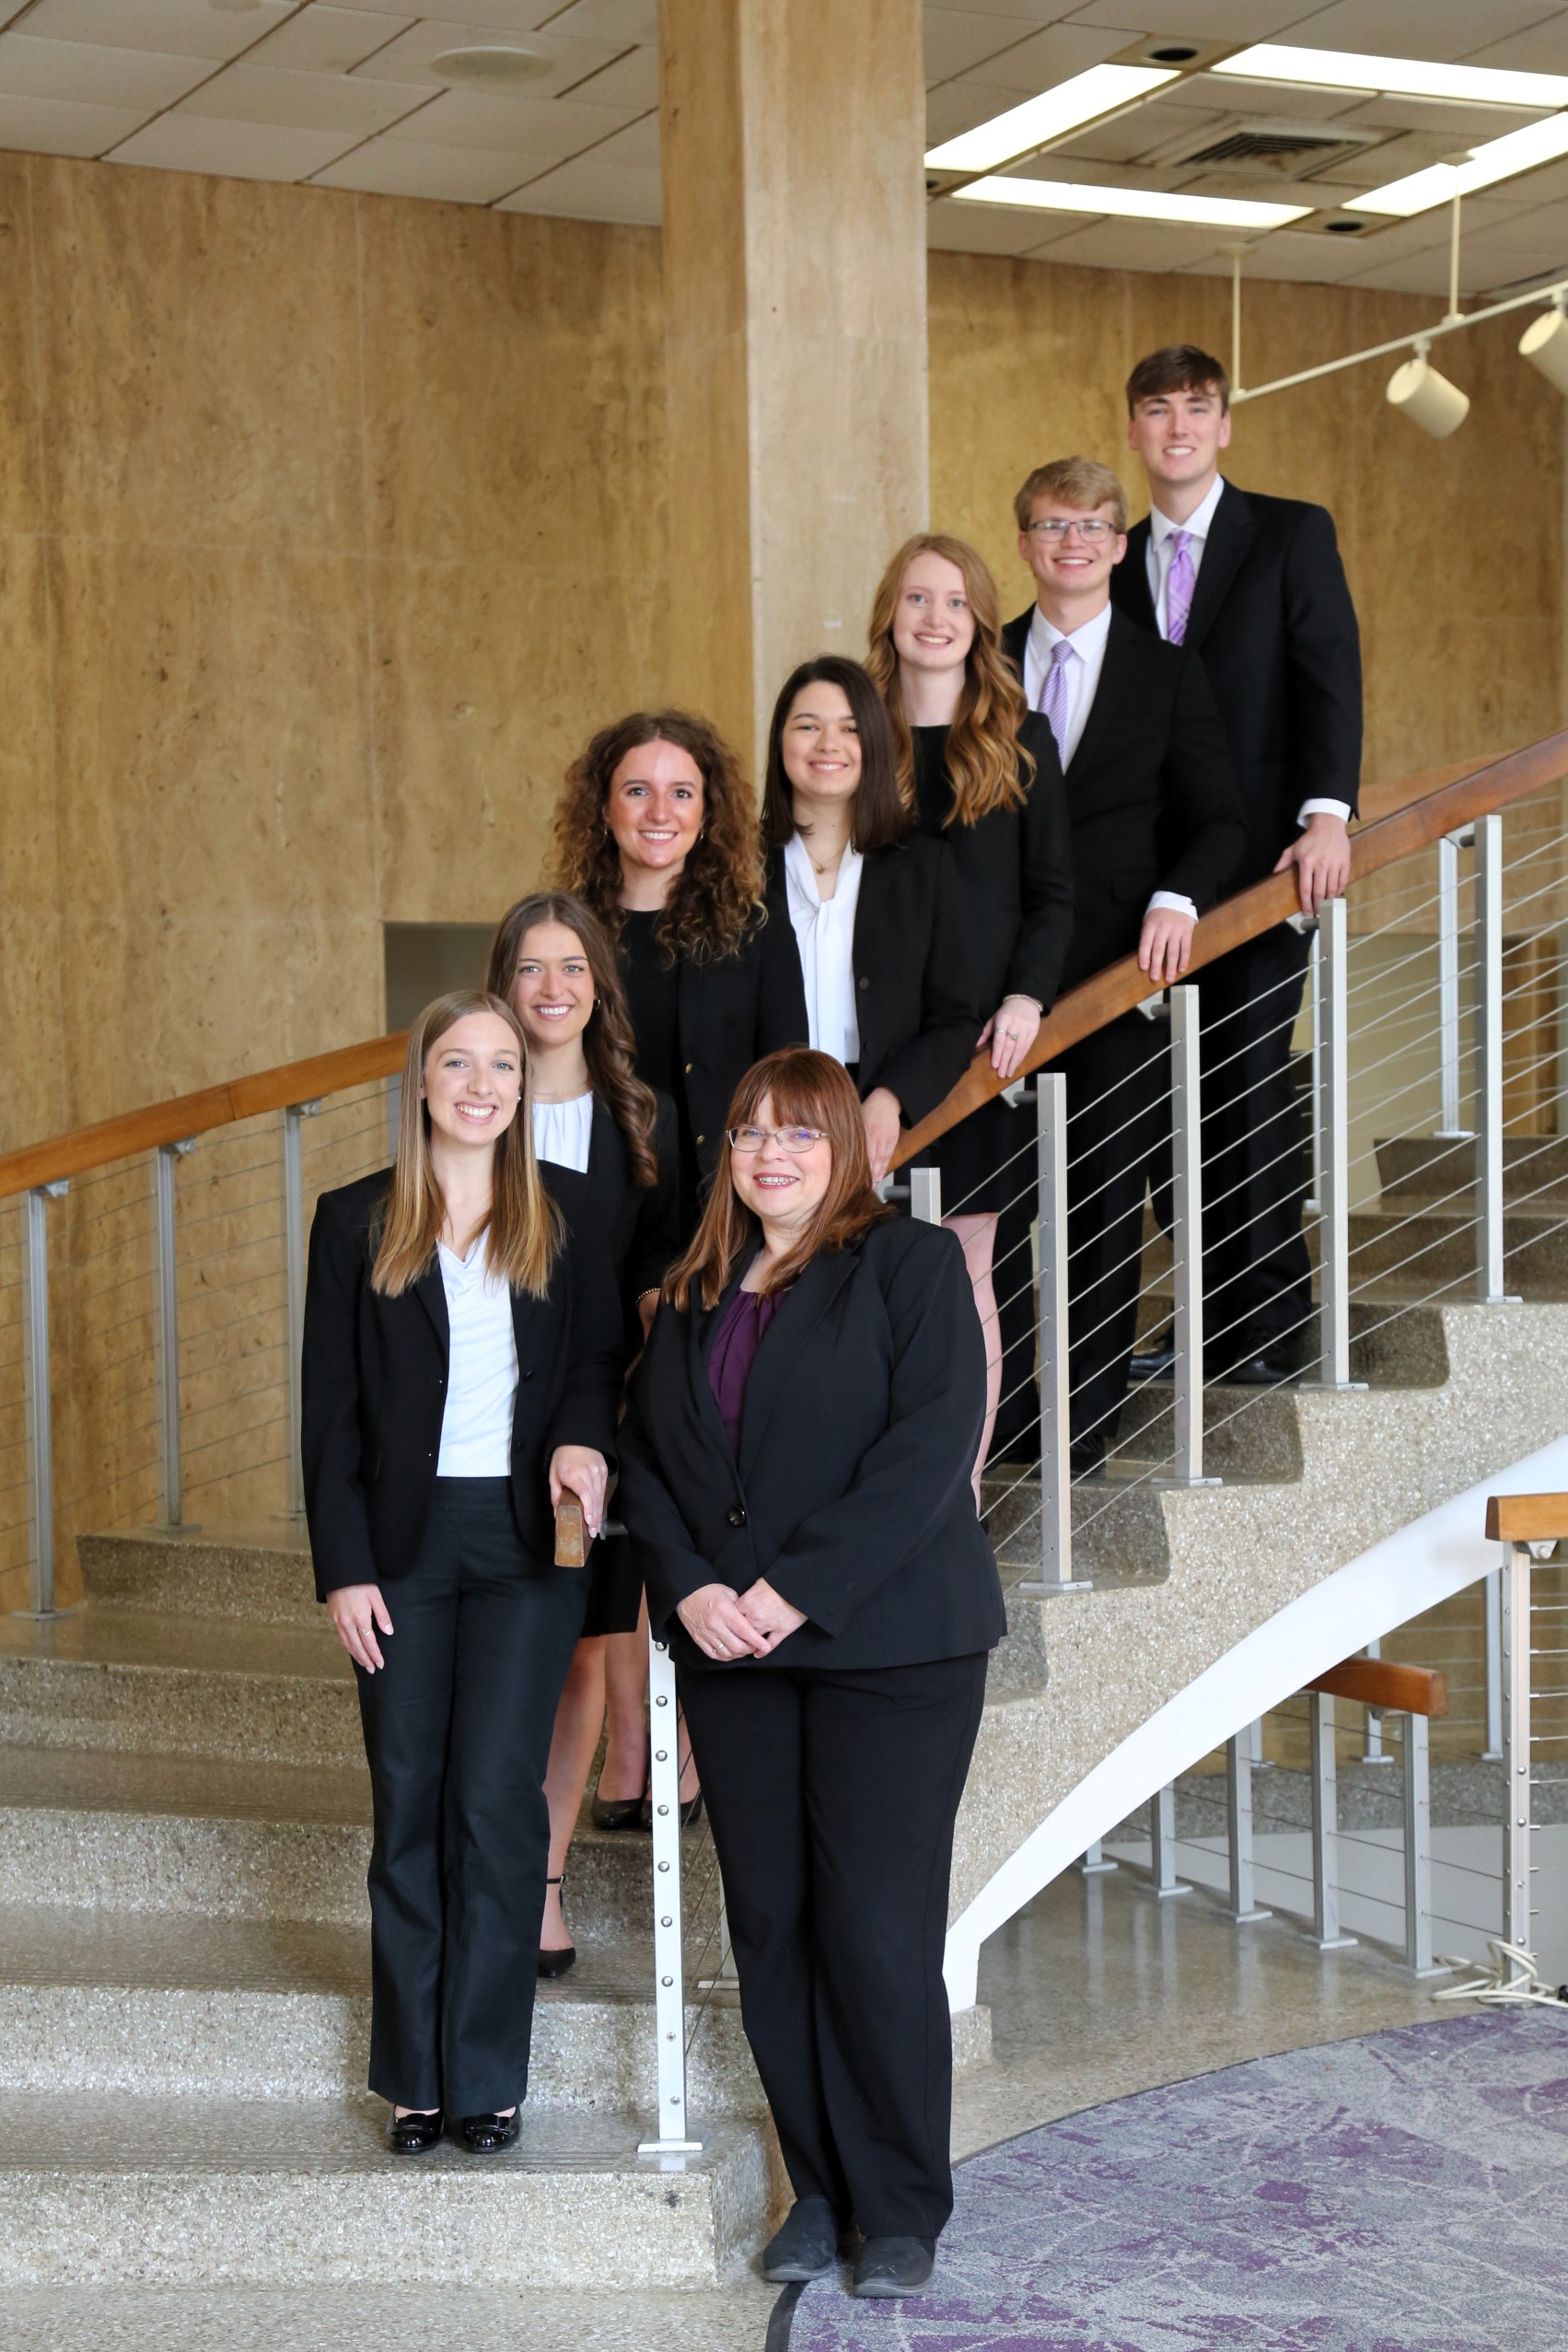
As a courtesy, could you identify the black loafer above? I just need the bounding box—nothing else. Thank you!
[852,2235,935,2298]
[388,2108,442,2154]
[460,2109,519,2153]
[761,2195,841,2282]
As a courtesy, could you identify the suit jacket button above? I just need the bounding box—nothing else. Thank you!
[684,1062,693,1075]
[858,976,869,990]
[726,1505,747,1529]
[696,1134,705,1147]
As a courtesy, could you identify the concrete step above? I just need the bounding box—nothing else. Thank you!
[0,2091,775,2287]
[1376,1132,1568,1211]
[78,1525,319,1626]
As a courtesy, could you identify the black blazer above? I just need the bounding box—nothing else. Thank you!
[1109,483,1363,886]
[912,715,1074,1012]
[640,916,808,1185]
[617,1217,1006,1672]
[574,1091,680,1343]
[763,837,982,1126]
[1000,607,1246,993]
[301,1165,623,1601]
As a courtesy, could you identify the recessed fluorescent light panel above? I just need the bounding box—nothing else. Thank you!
[925,63,1178,173]
[951,179,1310,230]
[1349,111,1568,215]
[1214,44,1568,111]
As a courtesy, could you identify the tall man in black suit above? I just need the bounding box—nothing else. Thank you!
[1002,457,1244,1474]
[1111,343,1363,1382]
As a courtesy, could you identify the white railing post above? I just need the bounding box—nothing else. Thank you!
[1482,1562,1504,1760]
[1435,830,1471,1137]
[1225,1729,1271,1923]
[639,1629,702,2156]
[1167,986,1217,1489]
[1305,927,1322,1215]
[1473,814,1516,1305]
[1307,1690,1355,1949]
[1311,897,1360,1390]
[1501,1543,1532,1955]
[1400,1710,1443,1976]
[1018,1073,1087,1595]
[908,1168,942,1226]
[17,1183,67,1621]
[1145,1784,1191,1900]
[283,1100,322,1519]
[1078,1839,1118,1876]
[1361,1636,1389,1763]
[154,1140,197,1531]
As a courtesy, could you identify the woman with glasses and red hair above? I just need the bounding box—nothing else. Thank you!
[617,1048,1004,2303]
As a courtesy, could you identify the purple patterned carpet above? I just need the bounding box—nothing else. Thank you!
[789,2013,1568,2351]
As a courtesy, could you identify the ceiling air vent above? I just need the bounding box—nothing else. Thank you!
[1153,117,1386,181]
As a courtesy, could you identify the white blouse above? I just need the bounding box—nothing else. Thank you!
[783,831,863,1068]
[435,1236,518,1477]
[532,1090,593,1174]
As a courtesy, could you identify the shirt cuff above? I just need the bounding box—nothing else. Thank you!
[1147,891,1198,921]
[1297,799,1353,825]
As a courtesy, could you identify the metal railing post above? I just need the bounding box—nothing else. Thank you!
[1305,927,1322,1215]
[1145,1784,1191,1899]
[154,1140,197,1531]
[1167,986,1216,1489]
[1473,814,1516,1305]
[908,1168,942,1226]
[1362,1636,1388,1763]
[1018,1073,1087,1596]
[1308,1690,1355,1948]
[17,1182,67,1621]
[1078,1838,1118,1876]
[1400,1711,1443,1975]
[1482,1562,1504,1760]
[1311,897,1359,1390]
[1435,830,1471,1137]
[638,1630,702,2156]
[1501,1543,1532,1953]
[1225,1729,1271,1923]
[283,1100,322,1519]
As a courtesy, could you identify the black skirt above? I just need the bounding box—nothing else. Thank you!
[581,1527,642,1637]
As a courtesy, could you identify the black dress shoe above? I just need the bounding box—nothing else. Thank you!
[1069,1439,1106,1482]
[388,2108,443,2154]
[852,2235,935,2298]
[460,2109,520,2153]
[761,2195,841,2282]
[1128,1345,1178,1383]
[1213,1347,1302,1388]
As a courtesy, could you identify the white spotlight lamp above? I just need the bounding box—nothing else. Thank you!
[1519,307,1568,398]
[1386,350,1469,439]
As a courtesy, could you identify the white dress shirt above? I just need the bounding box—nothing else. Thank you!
[1145,474,1351,829]
[532,1090,593,1175]
[435,1236,518,1477]
[784,830,863,1066]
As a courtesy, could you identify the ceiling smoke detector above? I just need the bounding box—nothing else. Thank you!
[431,45,551,85]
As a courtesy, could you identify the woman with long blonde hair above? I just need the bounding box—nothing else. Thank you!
[302,991,621,2156]
[866,533,1074,1479]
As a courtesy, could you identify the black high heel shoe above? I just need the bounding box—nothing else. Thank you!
[538,1871,575,1980]
[388,2108,443,2154]
[592,1771,649,1833]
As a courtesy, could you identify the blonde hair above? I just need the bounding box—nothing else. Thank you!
[865,533,1031,825]
[371,991,562,1299]
[1014,456,1129,534]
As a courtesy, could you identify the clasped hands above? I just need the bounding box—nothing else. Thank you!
[677,1577,807,1662]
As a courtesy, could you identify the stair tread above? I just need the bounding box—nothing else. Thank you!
[84,1524,312,1565]
[0,1744,371,1825]
[0,1608,348,1684]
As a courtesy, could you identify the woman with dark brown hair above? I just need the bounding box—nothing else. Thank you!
[485,891,681,1973]
[551,708,807,1240]
[866,533,1074,1470]
[617,1049,1004,2301]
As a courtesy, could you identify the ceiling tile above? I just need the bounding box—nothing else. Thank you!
[1176,72,1379,122]
[336,0,557,24]
[181,62,430,134]
[0,88,145,155]
[944,21,1134,92]
[109,112,360,178]
[353,14,620,94]
[384,86,632,156]
[310,133,530,198]
[514,0,656,31]
[246,7,415,74]
[498,150,659,221]
[586,110,657,167]
[1466,14,1568,73]
[924,78,1021,143]
[1186,228,1381,285]
[1063,1,1324,31]
[0,30,209,107]
[1029,215,1227,269]
[923,8,1044,83]
[927,196,1069,251]
[926,3,1073,20]
[1275,0,1561,62]
[555,43,656,106]
[1334,93,1547,137]
[21,0,296,62]
[1058,105,1227,164]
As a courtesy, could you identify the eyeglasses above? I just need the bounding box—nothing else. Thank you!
[727,1124,828,1155]
[1027,518,1116,542]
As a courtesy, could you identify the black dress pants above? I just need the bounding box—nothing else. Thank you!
[354,1478,587,2115]
[679,1651,989,2239]
[1059,1012,1167,1462]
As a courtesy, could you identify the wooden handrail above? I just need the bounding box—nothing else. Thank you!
[1307,1656,1448,1717]
[1,728,1564,1205]
[1486,1493,1568,1543]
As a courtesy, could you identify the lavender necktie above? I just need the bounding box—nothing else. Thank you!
[1166,529,1195,646]
[1039,636,1074,765]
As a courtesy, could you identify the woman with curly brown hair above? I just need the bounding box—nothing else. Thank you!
[552,708,807,1240]
[866,535,1074,1474]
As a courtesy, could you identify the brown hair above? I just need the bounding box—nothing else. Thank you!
[485,891,661,1188]
[664,1048,891,1312]
[865,533,1032,825]
[371,991,561,1299]
[1125,343,1230,415]
[1014,456,1129,535]
[762,657,912,856]
[551,708,765,964]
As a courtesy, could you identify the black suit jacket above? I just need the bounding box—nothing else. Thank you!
[912,714,1074,1013]
[1109,483,1363,885]
[575,1091,680,1342]
[618,1217,1005,1672]
[1001,607,1245,992]
[654,916,808,1183]
[301,1164,623,1601]
[763,837,981,1126]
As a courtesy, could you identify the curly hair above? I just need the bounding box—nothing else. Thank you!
[865,533,1032,826]
[550,709,765,965]
[485,890,661,1189]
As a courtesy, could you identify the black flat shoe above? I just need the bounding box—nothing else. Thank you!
[460,2109,519,2153]
[852,2235,935,2298]
[388,2108,443,2154]
[538,1870,575,1977]
[761,2195,841,2283]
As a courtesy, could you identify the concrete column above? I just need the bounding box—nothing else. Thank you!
[657,0,930,774]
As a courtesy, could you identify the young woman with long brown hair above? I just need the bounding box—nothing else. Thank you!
[485,891,681,1974]
[302,991,621,2155]
[865,533,1074,1472]
[617,1049,1004,2300]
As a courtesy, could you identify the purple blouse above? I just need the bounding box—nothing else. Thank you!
[707,1285,787,1458]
